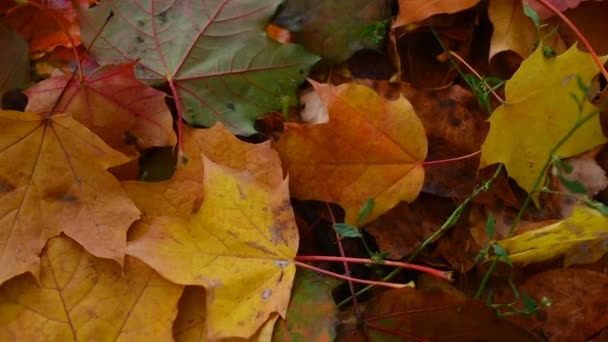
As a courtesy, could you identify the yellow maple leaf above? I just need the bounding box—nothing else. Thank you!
[496,206,608,266]
[274,81,427,225]
[480,44,607,195]
[0,110,140,284]
[0,235,183,341]
[123,123,283,218]
[127,156,298,340]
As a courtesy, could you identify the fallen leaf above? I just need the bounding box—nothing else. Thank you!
[339,286,538,341]
[127,156,298,340]
[25,62,176,156]
[496,205,608,266]
[0,110,140,284]
[275,81,427,225]
[272,269,340,342]
[488,0,536,61]
[79,0,319,135]
[123,123,283,218]
[364,194,455,259]
[480,44,608,196]
[358,80,520,206]
[272,0,391,62]
[0,235,183,341]
[393,0,481,27]
[502,268,608,341]
[3,0,91,56]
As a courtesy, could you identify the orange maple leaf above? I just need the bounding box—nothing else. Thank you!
[0,110,140,284]
[275,81,427,225]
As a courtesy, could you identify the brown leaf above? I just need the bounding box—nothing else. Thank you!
[339,286,538,341]
[503,268,608,341]
[364,194,455,259]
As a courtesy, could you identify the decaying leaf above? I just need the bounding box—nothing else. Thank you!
[272,269,340,341]
[127,157,298,340]
[0,110,140,284]
[339,285,538,341]
[503,268,608,341]
[480,44,608,196]
[0,235,183,341]
[271,0,391,62]
[496,205,608,266]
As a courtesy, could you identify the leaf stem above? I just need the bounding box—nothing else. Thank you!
[422,150,481,166]
[295,255,453,281]
[448,51,505,104]
[293,260,409,289]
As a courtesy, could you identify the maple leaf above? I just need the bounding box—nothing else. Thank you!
[123,123,283,218]
[393,0,481,27]
[127,156,298,340]
[272,0,391,62]
[495,205,608,266]
[480,44,608,195]
[0,110,140,284]
[0,235,183,341]
[25,62,176,156]
[343,285,537,341]
[79,0,319,135]
[488,0,536,60]
[274,81,427,225]
[503,268,608,341]
[2,0,93,56]
[272,269,340,341]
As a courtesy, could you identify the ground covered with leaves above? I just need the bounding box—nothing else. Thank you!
[1,0,608,341]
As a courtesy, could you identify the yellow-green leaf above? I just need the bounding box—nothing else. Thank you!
[496,206,608,266]
[480,44,607,195]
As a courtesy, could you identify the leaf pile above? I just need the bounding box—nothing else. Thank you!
[1,0,608,341]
